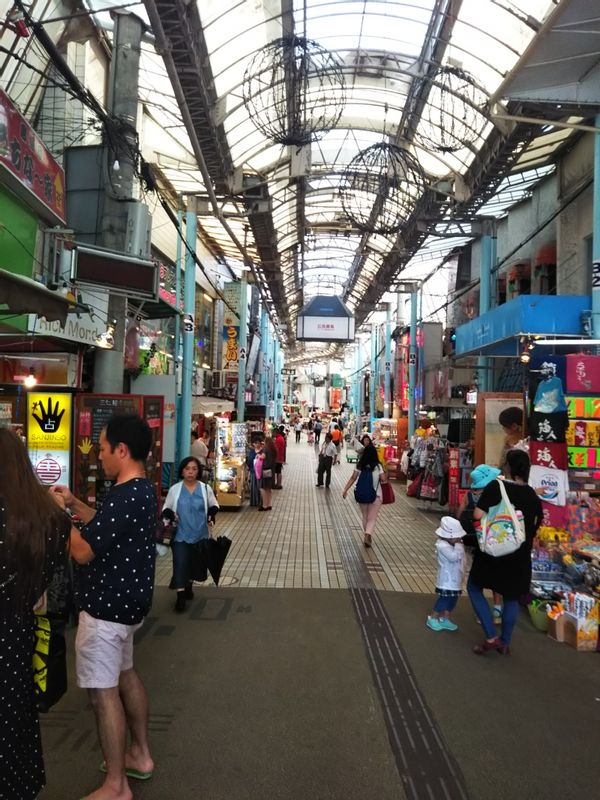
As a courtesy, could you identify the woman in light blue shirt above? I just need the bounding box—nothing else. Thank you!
[163,457,219,612]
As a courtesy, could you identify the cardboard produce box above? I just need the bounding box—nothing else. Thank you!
[562,605,599,651]
[547,615,567,643]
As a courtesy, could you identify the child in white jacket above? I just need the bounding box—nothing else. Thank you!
[426,516,467,632]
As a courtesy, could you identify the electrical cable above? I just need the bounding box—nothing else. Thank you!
[11,0,242,319]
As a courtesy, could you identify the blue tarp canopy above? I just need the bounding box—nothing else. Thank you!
[455,295,591,357]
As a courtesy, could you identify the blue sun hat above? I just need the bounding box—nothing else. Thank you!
[470,464,501,489]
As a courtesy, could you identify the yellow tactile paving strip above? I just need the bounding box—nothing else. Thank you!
[155,439,441,592]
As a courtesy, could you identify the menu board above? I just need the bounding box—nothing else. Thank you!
[74,394,163,508]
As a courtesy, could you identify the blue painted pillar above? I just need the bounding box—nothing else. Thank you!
[273,337,281,421]
[384,304,392,418]
[369,323,376,422]
[236,272,248,422]
[174,205,183,468]
[259,307,269,407]
[478,233,493,392]
[179,197,197,462]
[408,288,418,438]
[592,113,600,340]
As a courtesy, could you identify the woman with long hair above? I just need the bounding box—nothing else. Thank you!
[258,437,277,511]
[162,456,219,612]
[0,429,71,800]
[466,449,542,655]
[342,443,388,547]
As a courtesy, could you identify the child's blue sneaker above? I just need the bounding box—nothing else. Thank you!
[438,618,458,632]
[426,616,443,632]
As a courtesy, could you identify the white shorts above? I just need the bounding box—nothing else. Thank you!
[76,610,143,689]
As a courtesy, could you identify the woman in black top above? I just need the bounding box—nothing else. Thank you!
[0,429,71,800]
[258,437,277,511]
[466,450,542,655]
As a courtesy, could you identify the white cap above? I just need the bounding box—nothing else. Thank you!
[435,516,467,540]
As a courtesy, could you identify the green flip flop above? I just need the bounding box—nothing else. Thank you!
[99,761,153,781]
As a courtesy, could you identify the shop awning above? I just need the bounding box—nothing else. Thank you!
[491,0,600,106]
[0,269,72,325]
[455,294,592,357]
[192,396,234,415]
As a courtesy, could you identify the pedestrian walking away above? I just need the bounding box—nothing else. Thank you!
[313,418,323,445]
[341,444,388,547]
[0,429,71,800]
[331,425,343,464]
[294,420,302,443]
[316,433,337,488]
[52,413,158,800]
[426,517,467,632]
[162,456,219,612]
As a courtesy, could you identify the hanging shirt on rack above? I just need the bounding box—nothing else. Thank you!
[529,411,569,443]
[533,376,567,414]
[529,465,569,507]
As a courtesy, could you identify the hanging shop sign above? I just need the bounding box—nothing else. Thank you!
[223,281,242,326]
[222,325,240,371]
[27,391,72,488]
[28,287,108,346]
[0,89,66,224]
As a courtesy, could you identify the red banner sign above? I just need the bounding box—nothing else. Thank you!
[0,89,66,223]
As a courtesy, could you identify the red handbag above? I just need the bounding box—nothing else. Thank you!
[381,481,395,505]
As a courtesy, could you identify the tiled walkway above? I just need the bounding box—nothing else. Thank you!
[156,438,441,592]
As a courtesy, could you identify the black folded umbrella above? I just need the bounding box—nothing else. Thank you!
[192,536,232,586]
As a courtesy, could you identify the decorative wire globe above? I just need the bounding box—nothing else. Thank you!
[417,65,488,153]
[340,143,427,235]
[242,36,346,146]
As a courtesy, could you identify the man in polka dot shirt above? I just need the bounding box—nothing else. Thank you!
[52,413,157,800]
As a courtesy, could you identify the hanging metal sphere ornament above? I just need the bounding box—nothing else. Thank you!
[340,143,427,235]
[418,65,488,153]
[242,36,346,146]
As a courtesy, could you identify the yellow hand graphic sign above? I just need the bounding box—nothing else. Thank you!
[78,437,93,455]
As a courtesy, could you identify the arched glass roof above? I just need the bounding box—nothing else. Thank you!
[136,0,576,356]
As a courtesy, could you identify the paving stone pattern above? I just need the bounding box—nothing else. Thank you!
[155,438,441,592]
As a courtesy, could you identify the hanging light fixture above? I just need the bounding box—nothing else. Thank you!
[340,143,427,235]
[242,36,346,146]
[417,65,488,154]
[95,319,116,350]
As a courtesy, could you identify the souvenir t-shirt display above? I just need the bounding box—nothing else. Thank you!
[540,500,569,529]
[533,376,567,414]
[529,411,569,443]
[529,441,568,471]
[566,354,600,393]
[528,465,569,507]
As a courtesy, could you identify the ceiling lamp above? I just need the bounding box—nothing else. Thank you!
[417,65,488,153]
[242,36,346,146]
[340,143,427,235]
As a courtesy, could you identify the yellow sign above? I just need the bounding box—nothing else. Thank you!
[27,393,72,452]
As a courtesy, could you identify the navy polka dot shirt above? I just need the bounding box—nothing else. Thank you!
[78,478,157,624]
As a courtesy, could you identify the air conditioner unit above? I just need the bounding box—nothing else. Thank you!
[211,370,226,389]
